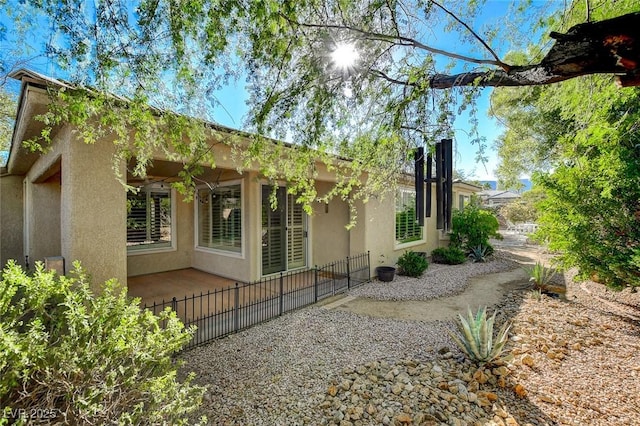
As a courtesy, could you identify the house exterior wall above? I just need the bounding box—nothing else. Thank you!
[351,182,479,278]
[311,181,350,266]
[0,175,24,268]
[5,73,483,291]
[25,178,61,265]
[60,132,127,289]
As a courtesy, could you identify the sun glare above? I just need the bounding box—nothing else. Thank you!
[331,43,359,70]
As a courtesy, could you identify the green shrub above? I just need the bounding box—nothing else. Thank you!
[431,247,467,265]
[450,198,501,254]
[449,306,510,364]
[0,260,205,425]
[397,251,429,277]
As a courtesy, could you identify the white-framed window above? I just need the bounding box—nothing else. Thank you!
[127,185,174,252]
[197,182,242,254]
[458,194,470,211]
[395,188,424,245]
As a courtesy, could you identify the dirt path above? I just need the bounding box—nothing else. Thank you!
[324,268,529,321]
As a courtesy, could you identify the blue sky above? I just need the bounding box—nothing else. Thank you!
[197,0,556,182]
[1,1,557,179]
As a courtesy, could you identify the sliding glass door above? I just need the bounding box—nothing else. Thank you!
[261,186,307,275]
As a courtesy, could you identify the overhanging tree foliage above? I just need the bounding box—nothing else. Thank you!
[0,88,15,165]
[2,0,639,221]
[490,0,640,288]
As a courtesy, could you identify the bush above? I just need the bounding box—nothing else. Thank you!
[450,198,501,254]
[397,251,429,277]
[0,261,205,425]
[431,247,467,265]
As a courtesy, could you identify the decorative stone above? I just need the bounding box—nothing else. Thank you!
[395,413,413,423]
[391,384,403,395]
[521,354,535,367]
[513,383,527,398]
[473,369,488,384]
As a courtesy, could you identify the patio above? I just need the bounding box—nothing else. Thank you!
[126,253,371,349]
[127,268,237,308]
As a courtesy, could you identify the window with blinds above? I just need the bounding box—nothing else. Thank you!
[197,184,242,253]
[126,186,172,251]
[395,188,423,244]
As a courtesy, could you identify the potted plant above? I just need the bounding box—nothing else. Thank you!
[376,254,396,282]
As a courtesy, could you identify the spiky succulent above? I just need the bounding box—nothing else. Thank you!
[468,245,490,263]
[525,261,555,289]
[449,306,510,364]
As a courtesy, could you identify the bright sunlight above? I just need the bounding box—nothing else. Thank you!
[331,42,359,70]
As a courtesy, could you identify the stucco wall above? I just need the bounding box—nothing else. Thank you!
[0,175,24,268]
[126,194,194,277]
[26,178,61,265]
[61,132,127,289]
[311,181,350,266]
[350,182,479,278]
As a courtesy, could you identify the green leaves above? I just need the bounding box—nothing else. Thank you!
[450,197,501,254]
[0,261,205,424]
[524,261,555,289]
[396,250,429,277]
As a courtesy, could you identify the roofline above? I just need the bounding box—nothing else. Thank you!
[452,179,483,190]
[8,69,74,90]
[5,69,356,168]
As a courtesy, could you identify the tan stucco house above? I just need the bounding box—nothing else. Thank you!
[0,70,480,291]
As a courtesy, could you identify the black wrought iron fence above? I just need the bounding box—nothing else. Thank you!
[143,252,370,350]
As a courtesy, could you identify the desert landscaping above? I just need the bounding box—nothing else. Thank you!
[181,236,640,425]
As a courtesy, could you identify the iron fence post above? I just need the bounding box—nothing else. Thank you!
[331,263,336,295]
[346,256,351,290]
[234,283,240,333]
[314,266,318,303]
[279,273,284,316]
[367,251,371,281]
[171,297,177,313]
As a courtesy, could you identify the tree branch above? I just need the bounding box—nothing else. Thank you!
[428,12,640,89]
[430,0,507,70]
[370,69,414,86]
[290,19,506,68]
[429,67,573,89]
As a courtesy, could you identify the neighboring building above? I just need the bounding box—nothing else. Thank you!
[0,70,480,291]
[477,189,521,207]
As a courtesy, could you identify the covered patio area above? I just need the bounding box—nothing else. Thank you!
[127,268,237,308]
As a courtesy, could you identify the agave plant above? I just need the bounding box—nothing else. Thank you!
[449,306,510,364]
[468,245,490,263]
[525,261,555,289]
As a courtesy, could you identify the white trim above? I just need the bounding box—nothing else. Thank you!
[194,179,246,259]
[394,239,426,251]
[127,246,177,256]
[394,186,426,248]
[259,182,310,277]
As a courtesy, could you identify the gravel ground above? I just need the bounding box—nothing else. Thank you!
[180,254,640,425]
[349,258,519,301]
